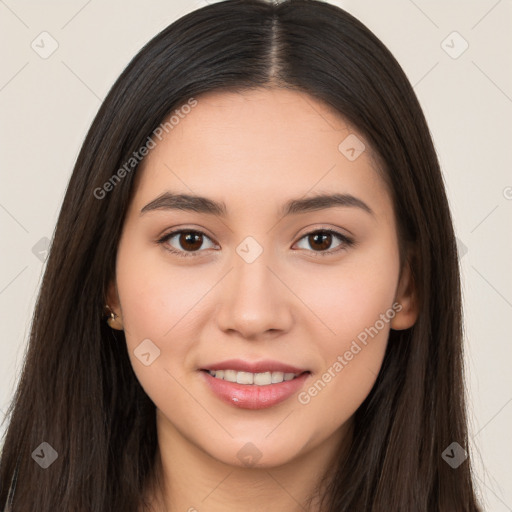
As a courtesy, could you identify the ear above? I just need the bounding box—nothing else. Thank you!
[105,279,124,330]
[390,257,419,331]
[106,279,119,309]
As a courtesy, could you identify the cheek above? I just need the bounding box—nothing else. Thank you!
[115,239,213,374]
[115,245,216,422]
[292,234,400,345]
[294,307,393,437]
[117,224,210,322]
[292,237,399,420]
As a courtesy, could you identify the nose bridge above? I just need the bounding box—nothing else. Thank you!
[215,236,292,337]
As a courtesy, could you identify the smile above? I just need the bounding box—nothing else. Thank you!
[200,369,311,410]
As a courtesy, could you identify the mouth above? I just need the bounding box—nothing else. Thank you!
[198,360,311,410]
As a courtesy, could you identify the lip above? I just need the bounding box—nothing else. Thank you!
[200,358,308,374]
[200,370,311,410]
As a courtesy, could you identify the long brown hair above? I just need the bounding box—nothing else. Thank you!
[0,0,482,510]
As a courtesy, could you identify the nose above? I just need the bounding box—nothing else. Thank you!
[215,248,294,340]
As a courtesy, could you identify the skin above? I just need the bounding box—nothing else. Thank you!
[106,88,418,512]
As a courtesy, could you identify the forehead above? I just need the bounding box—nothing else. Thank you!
[131,88,389,217]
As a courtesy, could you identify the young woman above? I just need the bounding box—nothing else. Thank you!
[0,0,482,510]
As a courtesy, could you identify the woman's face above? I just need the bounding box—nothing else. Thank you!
[108,88,417,468]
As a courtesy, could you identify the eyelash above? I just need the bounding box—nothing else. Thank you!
[156,227,355,259]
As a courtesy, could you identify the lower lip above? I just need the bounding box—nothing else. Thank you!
[200,370,310,410]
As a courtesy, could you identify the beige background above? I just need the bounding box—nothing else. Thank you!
[1,0,511,509]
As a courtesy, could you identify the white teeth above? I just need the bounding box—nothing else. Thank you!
[271,371,284,383]
[236,371,253,385]
[223,369,237,383]
[207,369,301,385]
[254,372,272,385]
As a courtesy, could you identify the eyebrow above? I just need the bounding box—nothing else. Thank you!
[140,191,374,218]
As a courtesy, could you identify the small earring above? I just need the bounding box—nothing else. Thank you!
[105,304,122,329]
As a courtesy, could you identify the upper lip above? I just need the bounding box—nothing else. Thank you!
[200,359,309,374]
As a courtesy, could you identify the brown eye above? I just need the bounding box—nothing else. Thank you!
[158,230,216,257]
[177,231,203,251]
[294,229,354,256]
[307,232,333,251]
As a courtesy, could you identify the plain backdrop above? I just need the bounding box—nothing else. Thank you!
[0,0,511,509]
